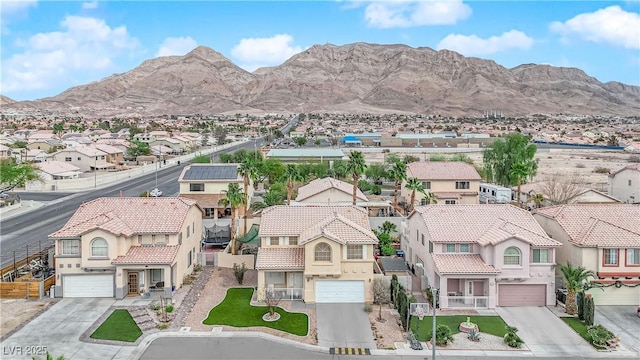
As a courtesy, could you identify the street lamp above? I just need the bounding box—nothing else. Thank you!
[431,287,437,360]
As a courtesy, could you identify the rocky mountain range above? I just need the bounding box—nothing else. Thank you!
[3,43,640,116]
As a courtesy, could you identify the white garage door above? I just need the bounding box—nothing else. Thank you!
[63,274,114,298]
[498,284,546,306]
[315,280,364,303]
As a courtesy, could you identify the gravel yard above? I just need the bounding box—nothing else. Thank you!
[0,298,56,339]
[368,305,406,349]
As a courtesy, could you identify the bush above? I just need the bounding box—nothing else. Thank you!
[435,324,454,345]
[364,304,373,313]
[583,295,595,326]
[149,304,161,311]
[165,305,174,313]
[233,262,247,285]
[504,326,523,348]
[140,191,150,197]
[577,292,585,321]
[369,185,382,195]
[183,274,194,285]
[381,244,395,256]
[575,163,586,168]
[193,263,204,272]
[593,167,610,174]
[587,325,615,348]
[358,180,372,191]
[629,155,640,163]
[429,154,447,162]
[157,323,169,330]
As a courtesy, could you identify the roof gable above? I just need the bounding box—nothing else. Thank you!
[296,177,368,202]
[407,161,481,180]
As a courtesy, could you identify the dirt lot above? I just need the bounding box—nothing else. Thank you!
[0,298,55,339]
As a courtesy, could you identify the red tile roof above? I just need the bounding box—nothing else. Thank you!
[112,245,180,265]
[255,248,305,270]
[431,254,500,274]
[296,177,368,202]
[299,212,378,245]
[407,162,481,180]
[534,204,640,247]
[49,197,200,238]
[260,205,370,236]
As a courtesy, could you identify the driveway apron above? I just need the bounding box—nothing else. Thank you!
[316,303,376,349]
[595,306,640,354]
[496,306,594,356]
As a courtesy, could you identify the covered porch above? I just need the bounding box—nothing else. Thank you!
[441,277,492,309]
[112,245,179,299]
[264,271,304,300]
[256,247,305,301]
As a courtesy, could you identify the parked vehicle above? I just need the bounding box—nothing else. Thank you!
[150,188,163,197]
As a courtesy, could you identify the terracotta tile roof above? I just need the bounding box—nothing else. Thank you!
[432,191,478,199]
[112,245,180,265]
[49,197,199,238]
[35,161,81,175]
[296,177,368,202]
[407,162,481,180]
[609,163,640,177]
[431,254,500,274]
[413,204,559,246]
[255,248,305,269]
[534,204,640,247]
[260,206,376,244]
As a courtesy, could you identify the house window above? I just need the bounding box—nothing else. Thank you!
[629,180,632,186]
[532,249,549,263]
[314,242,332,262]
[445,200,457,205]
[138,235,142,244]
[265,272,285,285]
[289,236,298,245]
[455,181,470,190]
[422,181,431,189]
[269,237,279,246]
[141,235,153,245]
[347,245,363,259]
[428,241,433,253]
[420,198,428,206]
[190,183,205,191]
[155,234,166,245]
[421,234,425,246]
[187,250,192,267]
[164,234,170,244]
[504,247,521,266]
[187,225,190,238]
[627,249,640,266]
[459,243,470,253]
[90,238,108,257]
[60,239,80,256]
[151,269,162,284]
[77,157,81,161]
[603,249,619,266]
[445,244,456,253]
[178,232,182,245]
[65,157,72,162]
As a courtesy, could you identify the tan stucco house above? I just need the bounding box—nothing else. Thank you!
[51,146,113,172]
[49,197,203,299]
[404,204,561,309]
[533,204,640,305]
[401,162,481,206]
[256,206,378,303]
[295,177,367,205]
[608,164,640,204]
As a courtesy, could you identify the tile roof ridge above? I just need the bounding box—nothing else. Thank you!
[332,212,377,240]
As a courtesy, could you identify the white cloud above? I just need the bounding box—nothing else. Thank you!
[82,1,99,9]
[156,36,198,57]
[363,0,472,28]
[1,16,139,94]
[1,0,37,16]
[437,30,534,56]
[550,6,640,49]
[231,34,304,71]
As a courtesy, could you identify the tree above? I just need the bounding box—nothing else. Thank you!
[293,136,307,147]
[346,151,367,205]
[405,177,427,212]
[372,278,391,322]
[483,133,537,186]
[328,160,348,180]
[388,161,407,210]
[530,193,545,208]
[0,160,41,191]
[238,158,259,235]
[233,262,247,284]
[314,139,321,147]
[126,141,151,159]
[251,183,286,210]
[365,163,388,185]
[559,262,595,315]
[538,172,586,205]
[261,286,283,319]
[283,164,301,205]
[52,122,65,135]
[402,155,420,164]
[607,134,619,147]
[218,183,246,255]
[509,162,532,208]
[193,155,211,163]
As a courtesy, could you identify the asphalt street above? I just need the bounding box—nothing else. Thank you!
[0,140,263,268]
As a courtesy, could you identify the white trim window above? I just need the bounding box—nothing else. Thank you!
[60,239,80,256]
[604,249,618,266]
[532,249,549,263]
[503,246,521,266]
[90,238,108,257]
[628,248,640,265]
[445,244,456,253]
[347,245,363,259]
[314,242,332,262]
[459,243,470,253]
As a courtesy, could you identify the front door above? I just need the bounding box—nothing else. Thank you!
[128,272,139,295]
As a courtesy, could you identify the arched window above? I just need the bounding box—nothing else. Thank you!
[91,238,109,257]
[503,246,521,266]
[314,242,332,262]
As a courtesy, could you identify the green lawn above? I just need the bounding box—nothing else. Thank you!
[203,288,308,336]
[410,315,509,341]
[561,317,605,349]
[90,309,142,342]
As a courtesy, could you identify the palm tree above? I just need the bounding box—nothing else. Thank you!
[531,193,545,209]
[510,162,531,208]
[218,183,246,255]
[346,151,367,205]
[388,161,407,210]
[283,164,300,205]
[238,158,259,235]
[559,262,595,315]
[405,177,427,212]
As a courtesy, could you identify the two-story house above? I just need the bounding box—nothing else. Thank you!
[51,146,112,172]
[295,177,368,205]
[49,197,203,299]
[178,163,251,219]
[404,204,561,309]
[256,206,378,303]
[608,164,640,204]
[533,204,640,305]
[92,143,125,165]
[401,162,481,207]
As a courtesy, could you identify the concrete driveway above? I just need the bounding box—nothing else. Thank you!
[496,306,594,356]
[595,306,640,353]
[315,303,376,349]
[1,298,136,360]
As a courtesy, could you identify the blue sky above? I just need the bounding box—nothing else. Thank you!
[1,1,639,101]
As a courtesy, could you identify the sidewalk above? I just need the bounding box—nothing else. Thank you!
[0,200,45,220]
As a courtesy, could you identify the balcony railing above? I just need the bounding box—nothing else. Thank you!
[446,295,489,309]
[271,287,303,301]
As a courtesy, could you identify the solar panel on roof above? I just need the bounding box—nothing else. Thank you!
[183,165,238,180]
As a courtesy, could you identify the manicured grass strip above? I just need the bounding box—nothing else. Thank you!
[410,315,509,341]
[90,309,142,342]
[561,317,603,349]
[203,288,308,336]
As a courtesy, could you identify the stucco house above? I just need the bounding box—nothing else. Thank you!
[404,204,561,309]
[50,146,113,172]
[295,177,368,205]
[533,204,640,305]
[608,164,640,204]
[178,163,252,218]
[49,197,203,299]
[256,206,378,303]
[92,143,125,165]
[401,162,481,206]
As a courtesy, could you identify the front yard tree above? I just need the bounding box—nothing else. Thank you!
[372,278,391,322]
[365,163,388,185]
[405,177,427,212]
[483,133,537,186]
[126,141,151,159]
[238,158,259,235]
[0,159,41,191]
[509,162,532,208]
[347,151,367,205]
[559,262,595,315]
[218,183,246,255]
[262,286,283,320]
[389,161,407,210]
[283,164,301,205]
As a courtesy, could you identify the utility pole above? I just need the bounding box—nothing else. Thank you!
[432,287,437,360]
[94,156,97,188]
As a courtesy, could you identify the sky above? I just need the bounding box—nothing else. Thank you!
[1,1,639,101]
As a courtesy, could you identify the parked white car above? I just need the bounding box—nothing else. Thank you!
[150,188,162,197]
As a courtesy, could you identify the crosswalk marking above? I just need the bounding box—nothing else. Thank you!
[329,347,371,355]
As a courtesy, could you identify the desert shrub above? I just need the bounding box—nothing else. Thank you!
[504,326,523,348]
[193,263,203,272]
[587,325,615,348]
[629,155,640,163]
[429,154,446,162]
[233,262,247,284]
[140,191,150,197]
[157,323,169,330]
[593,167,610,174]
[364,304,373,313]
[183,275,194,285]
[575,163,586,168]
[435,324,454,345]
[149,304,161,311]
[165,305,174,313]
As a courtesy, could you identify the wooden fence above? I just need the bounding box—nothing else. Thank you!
[0,275,54,299]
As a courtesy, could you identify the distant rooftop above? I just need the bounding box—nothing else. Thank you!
[266,148,345,158]
[180,164,239,181]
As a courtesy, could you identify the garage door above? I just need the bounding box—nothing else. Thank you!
[315,280,364,303]
[63,274,114,298]
[498,284,546,306]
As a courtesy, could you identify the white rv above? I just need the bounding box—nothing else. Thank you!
[479,182,512,204]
